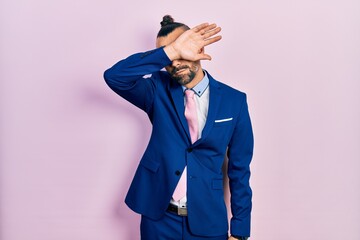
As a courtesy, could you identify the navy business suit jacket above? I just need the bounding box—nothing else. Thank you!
[104,47,254,237]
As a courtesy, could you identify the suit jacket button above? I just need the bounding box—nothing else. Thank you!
[187,148,193,153]
[175,170,181,176]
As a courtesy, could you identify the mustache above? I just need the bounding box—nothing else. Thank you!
[171,65,190,75]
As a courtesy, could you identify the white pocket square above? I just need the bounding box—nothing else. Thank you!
[214,117,233,123]
[142,74,152,79]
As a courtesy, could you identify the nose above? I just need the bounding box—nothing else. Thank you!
[171,59,181,68]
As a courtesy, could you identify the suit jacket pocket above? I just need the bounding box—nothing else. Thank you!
[140,158,160,173]
[213,118,233,127]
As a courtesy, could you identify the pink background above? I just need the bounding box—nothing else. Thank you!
[1,0,359,239]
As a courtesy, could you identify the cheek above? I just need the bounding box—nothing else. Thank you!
[188,61,199,68]
[190,63,199,72]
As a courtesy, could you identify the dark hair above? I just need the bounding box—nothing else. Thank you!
[157,15,190,38]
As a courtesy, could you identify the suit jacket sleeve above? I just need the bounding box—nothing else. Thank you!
[103,47,172,113]
[227,94,254,237]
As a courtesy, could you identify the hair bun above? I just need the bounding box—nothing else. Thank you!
[160,15,174,27]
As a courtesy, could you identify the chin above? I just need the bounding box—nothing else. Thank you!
[178,78,192,86]
[172,72,195,86]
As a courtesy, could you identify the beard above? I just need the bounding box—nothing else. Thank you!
[170,64,199,86]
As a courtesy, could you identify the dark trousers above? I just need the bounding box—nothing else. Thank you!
[140,211,228,240]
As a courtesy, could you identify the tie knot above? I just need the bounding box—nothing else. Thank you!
[185,89,195,99]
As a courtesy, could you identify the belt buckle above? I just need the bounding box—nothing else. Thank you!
[177,206,188,216]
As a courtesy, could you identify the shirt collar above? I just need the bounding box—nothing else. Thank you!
[182,71,209,97]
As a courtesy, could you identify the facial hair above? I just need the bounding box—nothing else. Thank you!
[170,64,199,86]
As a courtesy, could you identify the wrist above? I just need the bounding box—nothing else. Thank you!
[163,44,179,61]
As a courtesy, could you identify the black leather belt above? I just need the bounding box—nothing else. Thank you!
[167,204,188,216]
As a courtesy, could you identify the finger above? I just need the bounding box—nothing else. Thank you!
[199,23,218,35]
[202,26,222,39]
[192,23,209,32]
[203,35,222,47]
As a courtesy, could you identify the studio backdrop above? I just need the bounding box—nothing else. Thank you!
[1,0,359,239]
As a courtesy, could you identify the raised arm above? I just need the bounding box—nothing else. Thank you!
[104,47,171,113]
[103,23,222,113]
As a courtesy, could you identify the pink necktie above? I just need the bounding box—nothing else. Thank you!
[172,89,198,201]
[184,90,199,144]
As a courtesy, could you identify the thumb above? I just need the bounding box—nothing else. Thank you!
[197,53,212,61]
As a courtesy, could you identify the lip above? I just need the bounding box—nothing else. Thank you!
[175,68,187,75]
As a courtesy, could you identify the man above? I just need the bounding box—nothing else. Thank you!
[104,15,254,240]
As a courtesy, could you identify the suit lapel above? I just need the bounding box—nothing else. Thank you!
[169,81,192,143]
[168,72,222,145]
[195,74,222,145]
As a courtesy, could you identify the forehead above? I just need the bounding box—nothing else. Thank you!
[156,27,187,48]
